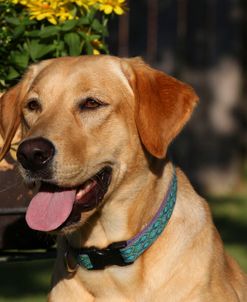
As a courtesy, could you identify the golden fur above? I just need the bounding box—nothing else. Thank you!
[0,55,246,301]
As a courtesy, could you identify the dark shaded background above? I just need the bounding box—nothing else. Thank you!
[108,0,247,195]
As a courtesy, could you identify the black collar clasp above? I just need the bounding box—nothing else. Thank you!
[78,241,132,270]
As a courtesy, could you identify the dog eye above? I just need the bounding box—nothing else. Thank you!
[79,98,102,110]
[26,99,41,112]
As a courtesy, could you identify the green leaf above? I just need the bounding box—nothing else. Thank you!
[61,50,68,56]
[0,79,6,89]
[87,8,96,22]
[91,19,108,36]
[6,67,20,80]
[53,40,65,57]
[5,17,20,26]
[27,40,55,60]
[91,19,102,32]
[64,33,81,56]
[10,51,29,69]
[78,32,101,43]
[87,34,101,41]
[60,19,78,31]
[77,16,90,26]
[39,26,60,38]
[26,30,41,38]
[12,25,25,39]
[85,41,93,55]
[78,31,87,40]
[54,40,65,51]
[22,17,36,26]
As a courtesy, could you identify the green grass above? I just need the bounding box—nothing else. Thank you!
[209,194,247,272]
[0,193,246,301]
[0,260,53,302]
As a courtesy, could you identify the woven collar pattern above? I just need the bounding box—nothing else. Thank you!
[77,168,177,270]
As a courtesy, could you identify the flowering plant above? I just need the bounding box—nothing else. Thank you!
[0,0,126,90]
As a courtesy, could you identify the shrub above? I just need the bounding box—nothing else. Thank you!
[0,0,126,90]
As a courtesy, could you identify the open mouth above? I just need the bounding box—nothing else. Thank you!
[25,167,112,232]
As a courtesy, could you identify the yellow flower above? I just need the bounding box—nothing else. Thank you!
[96,0,126,15]
[11,0,28,4]
[87,0,99,6]
[71,0,90,9]
[91,38,103,55]
[93,49,100,55]
[11,0,126,24]
[12,0,75,24]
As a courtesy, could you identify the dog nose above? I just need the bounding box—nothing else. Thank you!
[17,137,55,171]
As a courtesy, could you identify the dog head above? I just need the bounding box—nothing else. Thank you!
[0,56,198,233]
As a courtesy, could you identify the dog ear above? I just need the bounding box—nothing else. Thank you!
[0,84,23,161]
[0,60,54,161]
[122,58,199,158]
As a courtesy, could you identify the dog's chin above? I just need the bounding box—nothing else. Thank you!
[25,166,112,234]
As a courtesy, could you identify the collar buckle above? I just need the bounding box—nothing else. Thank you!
[79,241,131,270]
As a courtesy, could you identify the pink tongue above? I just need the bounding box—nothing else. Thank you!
[26,189,76,231]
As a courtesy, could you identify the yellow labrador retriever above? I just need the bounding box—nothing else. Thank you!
[0,56,246,301]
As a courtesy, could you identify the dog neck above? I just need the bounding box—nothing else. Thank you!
[65,160,174,253]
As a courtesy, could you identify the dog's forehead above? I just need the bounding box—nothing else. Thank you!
[29,56,133,99]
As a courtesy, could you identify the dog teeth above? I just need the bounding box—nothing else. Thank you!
[75,179,96,200]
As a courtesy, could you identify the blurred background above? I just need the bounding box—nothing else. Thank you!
[110,0,247,196]
[0,0,246,301]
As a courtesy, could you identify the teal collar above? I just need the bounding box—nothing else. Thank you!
[66,168,177,271]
